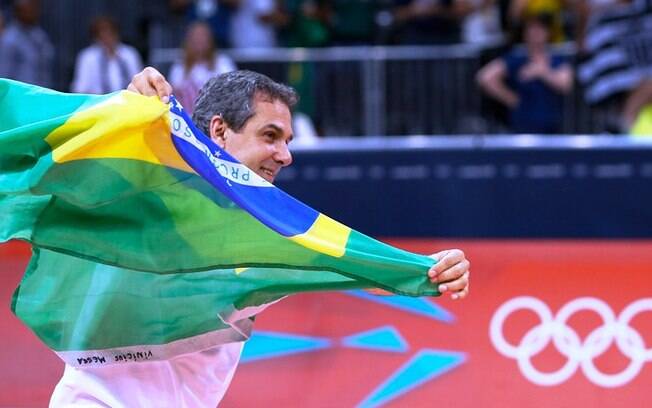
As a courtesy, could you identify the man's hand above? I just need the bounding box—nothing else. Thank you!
[127,67,173,103]
[428,249,470,300]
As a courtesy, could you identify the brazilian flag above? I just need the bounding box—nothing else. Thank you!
[0,80,437,366]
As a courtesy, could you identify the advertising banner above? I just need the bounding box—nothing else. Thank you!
[1,239,651,407]
[223,239,652,407]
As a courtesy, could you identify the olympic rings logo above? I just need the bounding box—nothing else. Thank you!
[489,296,652,387]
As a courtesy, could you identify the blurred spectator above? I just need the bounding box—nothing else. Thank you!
[71,16,143,94]
[0,8,5,36]
[188,0,240,48]
[169,21,236,112]
[575,0,627,51]
[622,79,652,134]
[280,0,330,47]
[390,0,473,44]
[230,0,286,48]
[577,0,650,109]
[462,0,504,45]
[508,0,569,42]
[0,0,53,88]
[144,0,195,50]
[476,13,573,133]
[277,1,329,137]
[328,0,379,45]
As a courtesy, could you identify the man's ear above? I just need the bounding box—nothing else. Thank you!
[209,115,228,148]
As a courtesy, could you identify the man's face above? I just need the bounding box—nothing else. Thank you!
[212,95,293,183]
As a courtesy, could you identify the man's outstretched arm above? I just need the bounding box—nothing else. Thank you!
[367,248,470,300]
[127,67,470,300]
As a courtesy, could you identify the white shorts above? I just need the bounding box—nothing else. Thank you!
[50,342,244,408]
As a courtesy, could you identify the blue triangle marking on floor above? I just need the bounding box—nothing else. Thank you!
[341,326,408,353]
[357,349,466,408]
[346,290,454,323]
[241,331,332,363]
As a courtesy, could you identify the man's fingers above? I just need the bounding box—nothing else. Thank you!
[131,71,157,96]
[451,284,469,300]
[427,248,470,300]
[151,72,172,103]
[429,250,449,262]
[428,249,466,278]
[430,259,469,283]
[437,270,469,293]
[126,67,172,103]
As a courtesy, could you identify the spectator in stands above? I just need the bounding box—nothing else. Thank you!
[169,21,236,113]
[327,0,379,45]
[462,0,503,45]
[476,12,573,133]
[508,0,570,43]
[0,8,5,37]
[279,0,330,47]
[143,0,194,50]
[275,1,330,137]
[187,0,240,48]
[71,16,143,94]
[230,0,286,48]
[0,0,54,88]
[574,0,627,51]
[390,0,473,44]
[621,78,652,135]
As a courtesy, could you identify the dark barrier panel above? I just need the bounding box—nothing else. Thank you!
[277,136,652,238]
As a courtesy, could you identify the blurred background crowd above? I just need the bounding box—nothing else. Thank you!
[2,0,652,138]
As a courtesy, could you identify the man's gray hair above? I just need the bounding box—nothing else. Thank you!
[192,70,298,135]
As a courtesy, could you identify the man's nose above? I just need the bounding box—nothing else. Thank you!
[275,141,293,167]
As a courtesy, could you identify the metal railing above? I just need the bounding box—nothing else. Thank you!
[151,45,621,137]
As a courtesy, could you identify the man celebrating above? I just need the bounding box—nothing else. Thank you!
[50,67,470,407]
